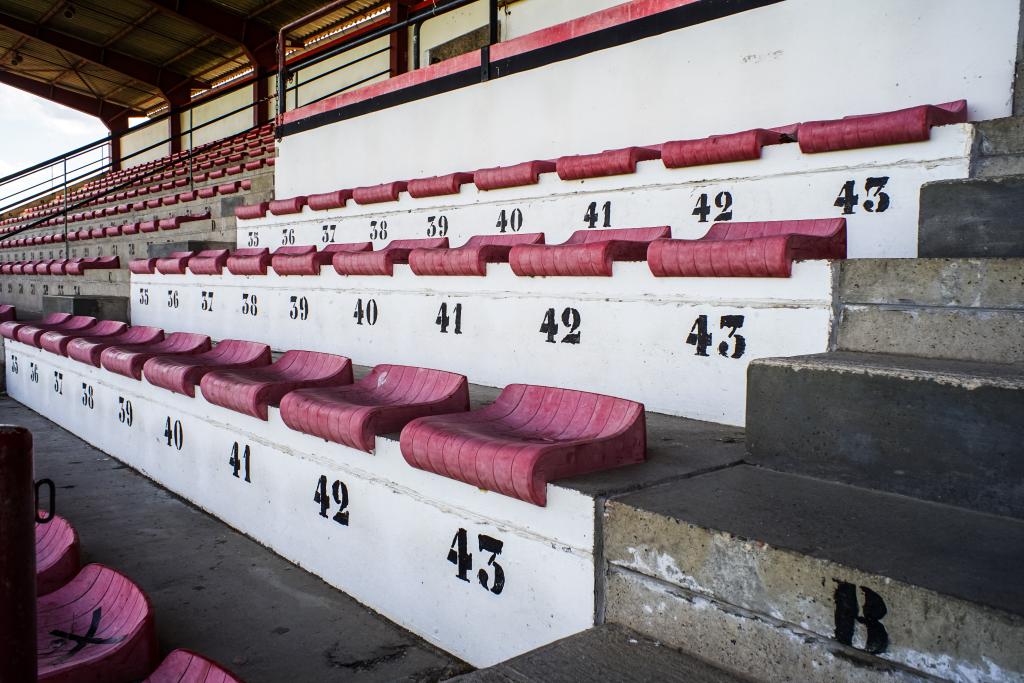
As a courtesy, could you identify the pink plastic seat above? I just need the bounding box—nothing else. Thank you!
[129,258,157,274]
[269,196,307,215]
[662,128,790,168]
[0,303,15,322]
[510,227,670,277]
[409,233,545,276]
[42,320,127,356]
[647,218,847,278]
[334,238,448,276]
[407,172,474,198]
[68,326,164,367]
[556,146,661,181]
[234,202,268,219]
[144,649,243,683]
[352,181,407,204]
[160,212,210,230]
[226,248,271,275]
[17,315,96,347]
[37,564,158,682]
[200,350,353,420]
[186,249,231,275]
[66,256,119,275]
[36,514,80,596]
[143,339,271,397]
[271,243,372,276]
[474,160,555,190]
[101,333,212,380]
[401,384,646,506]
[306,189,352,211]
[1,313,70,343]
[155,251,195,275]
[798,100,967,153]
[281,365,469,452]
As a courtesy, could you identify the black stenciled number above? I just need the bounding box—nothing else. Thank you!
[321,224,336,243]
[81,383,94,409]
[835,177,890,215]
[834,581,888,654]
[435,302,462,334]
[540,307,581,344]
[369,219,388,240]
[281,228,296,246]
[313,475,349,525]
[448,529,505,595]
[166,289,179,308]
[10,355,17,375]
[692,191,734,223]
[426,215,449,237]
[289,296,309,321]
[353,298,378,326]
[53,371,62,394]
[163,417,183,450]
[687,314,746,359]
[496,208,524,233]
[117,397,133,426]
[201,290,214,312]
[228,442,252,482]
[138,288,149,305]
[448,528,472,582]
[583,201,612,229]
[686,315,712,356]
[241,293,258,316]
[247,231,260,247]
[29,362,39,384]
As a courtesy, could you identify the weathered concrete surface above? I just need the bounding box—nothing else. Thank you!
[604,465,1024,682]
[746,352,1024,518]
[919,175,1024,257]
[973,117,1024,177]
[838,258,1024,309]
[0,397,468,682]
[43,294,130,322]
[452,624,753,683]
[147,240,235,259]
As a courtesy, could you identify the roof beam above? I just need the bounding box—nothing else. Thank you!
[0,67,144,128]
[141,0,280,70]
[0,9,206,102]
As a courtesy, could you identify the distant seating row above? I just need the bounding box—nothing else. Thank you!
[4,314,646,506]
[129,218,846,278]
[0,255,119,276]
[238,101,966,219]
[0,210,213,254]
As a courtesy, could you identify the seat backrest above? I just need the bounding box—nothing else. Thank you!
[491,384,643,439]
[463,233,544,248]
[565,227,671,244]
[273,245,315,257]
[323,242,373,254]
[704,218,846,241]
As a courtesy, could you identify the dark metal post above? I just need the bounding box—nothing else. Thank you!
[62,157,68,260]
[0,426,37,682]
[489,0,499,45]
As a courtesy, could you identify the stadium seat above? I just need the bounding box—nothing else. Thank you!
[352,181,407,204]
[647,218,847,277]
[159,213,210,231]
[400,384,646,506]
[143,339,272,397]
[510,227,670,277]
[155,251,195,275]
[41,320,127,356]
[333,238,448,276]
[226,248,271,275]
[186,250,231,275]
[129,258,159,274]
[200,350,354,420]
[269,196,307,216]
[798,100,968,153]
[661,128,790,168]
[17,315,96,347]
[0,312,70,341]
[409,233,546,276]
[37,564,158,682]
[144,649,243,683]
[66,256,119,275]
[36,514,80,596]
[407,172,475,198]
[67,326,164,367]
[280,364,470,452]
[556,146,662,181]
[473,160,555,190]
[306,189,352,211]
[101,333,213,380]
[234,202,269,219]
[0,303,14,322]
[271,243,372,276]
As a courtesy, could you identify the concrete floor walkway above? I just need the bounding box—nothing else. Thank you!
[5,396,469,682]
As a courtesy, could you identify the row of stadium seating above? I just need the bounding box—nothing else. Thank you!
[3,312,647,507]
[0,209,217,251]
[0,256,120,275]
[125,219,845,279]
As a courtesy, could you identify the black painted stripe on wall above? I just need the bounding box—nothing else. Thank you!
[279,0,785,138]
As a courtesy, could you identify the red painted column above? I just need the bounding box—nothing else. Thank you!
[390,1,410,77]
[0,426,36,682]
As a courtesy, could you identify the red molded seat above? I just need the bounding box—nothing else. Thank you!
[662,128,790,168]
[186,249,231,275]
[648,218,847,278]
[34,260,58,275]
[101,332,212,380]
[510,227,670,277]
[66,256,119,275]
[226,248,271,275]
[0,303,15,322]
[88,228,105,239]
[129,258,157,274]
[269,196,307,215]
[409,233,545,276]
[42,320,127,356]
[334,238,447,276]
[37,564,158,682]
[160,212,210,230]
[197,186,217,199]
[18,315,96,347]
[407,172,474,198]
[49,260,73,275]
[155,251,195,275]
[306,189,352,211]
[798,100,967,153]
[36,514,80,595]
[474,160,555,190]
[104,225,123,237]
[272,243,372,276]
[235,202,268,219]
[68,326,163,367]
[200,350,353,420]
[556,146,661,181]
[1,312,70,341]
[161,196,179,206]
[401,384,646,506]
[217,181,242,195]
[145,649,243,683]
[122,222,140,235]
[281,365,470,452]
[352,181,407,204]
[143,339,271,397]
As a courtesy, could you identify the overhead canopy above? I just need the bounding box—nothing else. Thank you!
[0,0,392,126]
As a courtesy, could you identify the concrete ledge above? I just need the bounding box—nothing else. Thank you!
[919,175,1024,257]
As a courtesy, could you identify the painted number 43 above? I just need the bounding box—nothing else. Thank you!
[448,528,505,595]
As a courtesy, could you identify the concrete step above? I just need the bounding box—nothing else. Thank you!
[452,624,752,682]
[604,464,1024,683]
[836,258,1024,363]
[919,174,1024,257]
[971,117,1024,178]
[746,351,1024,518]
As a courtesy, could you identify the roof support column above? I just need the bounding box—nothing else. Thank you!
[254,67,270,127]
[101,110,132,172]
[390,1,409,77]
